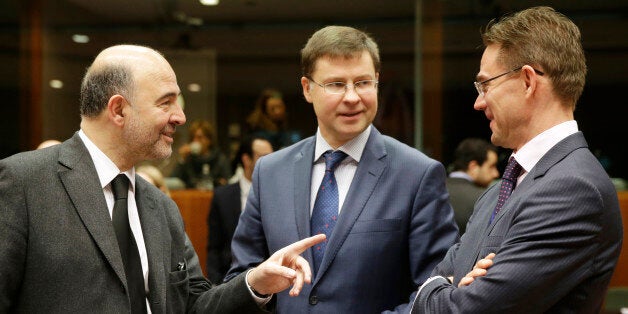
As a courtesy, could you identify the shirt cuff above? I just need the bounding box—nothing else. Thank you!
[245,269,272,306]
[410,276,448,313]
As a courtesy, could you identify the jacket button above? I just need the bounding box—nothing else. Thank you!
[309,295,318,305]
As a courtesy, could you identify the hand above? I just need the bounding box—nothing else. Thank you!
[247,234,326,297]
[458,253,495,287]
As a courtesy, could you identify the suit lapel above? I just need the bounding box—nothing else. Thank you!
[464,132,589,268]
[490,132,587,226]
[315,127,387,280]
[294,138,316,263]
[135,181,166,312]
[58,133,126,285]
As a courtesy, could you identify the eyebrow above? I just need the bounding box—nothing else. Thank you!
[156,92,179,103]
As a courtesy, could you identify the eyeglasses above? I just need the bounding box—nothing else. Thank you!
[474,66,544,97]
[307,77,378,95]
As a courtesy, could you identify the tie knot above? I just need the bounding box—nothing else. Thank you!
[502,157,522,182]
[111,174,129,200]
[323,150,347,172]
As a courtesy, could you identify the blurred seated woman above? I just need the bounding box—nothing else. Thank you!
[170,120,231,190]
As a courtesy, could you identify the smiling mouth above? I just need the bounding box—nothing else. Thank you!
[340,111,361,117]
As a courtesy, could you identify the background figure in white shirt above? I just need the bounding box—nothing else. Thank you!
[206,135,273,284]
[446,137,499,233]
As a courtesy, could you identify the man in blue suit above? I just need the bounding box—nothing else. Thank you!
[411,7,622,313]
[225,25,459,313]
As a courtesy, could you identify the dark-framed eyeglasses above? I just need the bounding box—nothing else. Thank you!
[307,77,378,95]
[474,66,544,97]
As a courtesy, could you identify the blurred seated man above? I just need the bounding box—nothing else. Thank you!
[206,135,273,283]
[446,138,499,233]
[36,139,61,150]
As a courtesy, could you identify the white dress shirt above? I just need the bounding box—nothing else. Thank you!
[239,176,252,211]
[78,130,152,312]
[310,125,371,215]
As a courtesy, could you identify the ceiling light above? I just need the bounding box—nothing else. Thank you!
[188,83,202,92]
[49,80,64,89]
[200,0,219,6]
[72,34,90,44]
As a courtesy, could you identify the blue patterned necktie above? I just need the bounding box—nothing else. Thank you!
[489,157,522,224]
[311,150,347,273]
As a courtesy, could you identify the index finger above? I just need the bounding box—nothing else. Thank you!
[282,234,326,255]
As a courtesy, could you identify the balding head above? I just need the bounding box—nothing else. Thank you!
[79,45,171,118]
[77,44,184,170]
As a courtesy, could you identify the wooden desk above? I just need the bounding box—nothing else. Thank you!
[609,190,628,287]
[170,189,213,277]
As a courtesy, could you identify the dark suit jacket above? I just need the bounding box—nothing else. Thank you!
[413,132,623,313]
[226,126,459,313]
[445,177,488,234]
[0,133,264,313]
[206,182,242,283]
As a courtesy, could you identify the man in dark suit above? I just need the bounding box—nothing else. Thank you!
[206,135,273,283]
[225,26,459,313]
[446,138,499,233]
[0,44,325,313]
[411,7,622,313]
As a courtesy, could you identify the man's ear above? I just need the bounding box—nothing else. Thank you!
[467,160,480,177]
[522,65,538,96]
[108,95,127,126]
[301,76,313,103]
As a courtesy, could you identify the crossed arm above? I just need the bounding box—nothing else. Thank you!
[456,253,495,287]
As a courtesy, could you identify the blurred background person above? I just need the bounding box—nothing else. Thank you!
[206,135,273,284]
[446,138,499,233]
[171,119,231,189]
[246,88,301,150]
[136,163,171,197]
[36,139,61,150]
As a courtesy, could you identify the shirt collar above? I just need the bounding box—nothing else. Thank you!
[449,171,473,182]
[78,129,136,189]
[512,120,578,173]
[239,176,252,194]
[314,125,371,163]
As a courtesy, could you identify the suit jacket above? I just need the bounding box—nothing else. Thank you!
[445,177,488,234]
[0,133,264,313]
[206,182,242,283]
[226,126,459,313]
[413,132,623,313]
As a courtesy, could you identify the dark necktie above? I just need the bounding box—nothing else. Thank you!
[489,157,523,224]
[310,150,347,273]
[111,174,147,314]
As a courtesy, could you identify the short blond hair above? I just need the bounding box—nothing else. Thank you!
[482,6,586,109]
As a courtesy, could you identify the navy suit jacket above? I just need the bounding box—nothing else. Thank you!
[412,132,623,313]
[0,133,264,313]
[206,182,242,283]
[226,126,459,313]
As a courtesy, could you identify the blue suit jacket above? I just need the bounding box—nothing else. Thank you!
[226,127,458,313]
[412,132,623,313]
